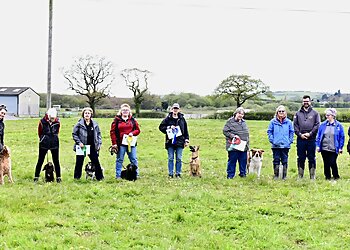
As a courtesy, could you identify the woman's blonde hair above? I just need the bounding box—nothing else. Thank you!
[81,107,93,117]
[275,105,287,117]
[117,103,132,116]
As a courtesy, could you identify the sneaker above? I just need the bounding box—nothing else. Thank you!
[56,177,62,183]
[33,177,39,182]
[175,174,181,178]
[168,174,174,178]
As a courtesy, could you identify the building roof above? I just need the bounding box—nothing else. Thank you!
[0,87,39,96]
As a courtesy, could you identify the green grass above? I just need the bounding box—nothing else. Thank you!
[1,118,350,249]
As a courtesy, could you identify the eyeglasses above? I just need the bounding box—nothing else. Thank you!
[278,110,285,113]
[121,109,129,112]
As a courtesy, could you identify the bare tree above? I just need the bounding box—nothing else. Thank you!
[215,74,272,108]
[121,68,151,116]
[62,55,115,114]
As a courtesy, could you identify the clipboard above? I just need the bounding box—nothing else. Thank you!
[122,134,137,146]
[227,140,247,152]
[76,145,90,155]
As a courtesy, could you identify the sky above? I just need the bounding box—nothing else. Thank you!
[2,0,350,98]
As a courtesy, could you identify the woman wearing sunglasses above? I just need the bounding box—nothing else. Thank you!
[267,105,294,180]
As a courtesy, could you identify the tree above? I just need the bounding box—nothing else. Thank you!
[62,55,115,114]
[121,68,151,116]
[215,74,271,108]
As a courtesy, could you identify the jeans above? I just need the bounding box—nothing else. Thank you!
[227,150,247,178]
[296,138,316,165]
[116,145,138,178]
[272,148,290,166]
[167,146,183,175]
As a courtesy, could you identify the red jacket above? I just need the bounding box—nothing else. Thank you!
[110,115,140,146]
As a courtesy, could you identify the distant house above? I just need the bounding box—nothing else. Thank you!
[0,87,40,117]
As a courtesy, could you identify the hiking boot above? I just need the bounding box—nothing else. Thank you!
[33,177,39,182]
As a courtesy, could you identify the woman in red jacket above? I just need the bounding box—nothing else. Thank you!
[110,104,140,179]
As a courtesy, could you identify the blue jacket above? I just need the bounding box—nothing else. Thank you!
[267,117,294,148]
[316,120,345,154]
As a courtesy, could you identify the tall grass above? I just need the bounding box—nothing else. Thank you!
[1,118,350,249]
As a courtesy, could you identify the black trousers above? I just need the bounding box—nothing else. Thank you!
[321,150,340,180]
[35,148,61,178]
[74,148,104,180]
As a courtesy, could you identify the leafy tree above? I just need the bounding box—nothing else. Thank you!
[121,68,151,116]
[215,74,271,108]
[61,55,115,114]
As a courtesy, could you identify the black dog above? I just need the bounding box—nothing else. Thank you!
[85,162,104,180]
[85,162,96,180]
[121,163,138,181]
[42,162,55,182]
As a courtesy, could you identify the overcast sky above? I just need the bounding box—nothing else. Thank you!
[2,0,350,97]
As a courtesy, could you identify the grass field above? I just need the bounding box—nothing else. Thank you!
[1,117,350,249]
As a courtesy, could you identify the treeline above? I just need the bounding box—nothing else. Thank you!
[39,92,237,110]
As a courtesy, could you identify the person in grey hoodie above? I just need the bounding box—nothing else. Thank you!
[267,105,294,180]
[72,107,104,180]
[293,95,320,179]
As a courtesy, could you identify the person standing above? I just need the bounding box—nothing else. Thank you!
[72,107,104,181]
[0,104,7,153]
[34,108,62,182]
[293,95,320,179]
[316,108,345,180]
[159,103,190,178]
[110,103,141,179]
[267,105,294,180]
[223,107,250,179]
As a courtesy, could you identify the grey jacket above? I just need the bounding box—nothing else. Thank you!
[223,117,250,151]
[72,118,102,151]
[293,107,320,140]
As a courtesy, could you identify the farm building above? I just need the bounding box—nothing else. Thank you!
[0,87,40,117]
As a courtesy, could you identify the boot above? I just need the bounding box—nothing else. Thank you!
[273,165,279,180]
[282,164,288,180]
[309,163,316,180]
[297,161,305,179]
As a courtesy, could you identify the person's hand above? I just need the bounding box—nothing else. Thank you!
[171,125,176,129]
[128,132,133,137]
[112,144,118,149]
[339,149,343,154]
[316,147,320,152]
[185,139,190,147]
[301,133,308,139]
[79,143,84,148]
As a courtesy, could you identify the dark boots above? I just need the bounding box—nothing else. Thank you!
[282,164,288,180]
[298,161,305,179]
[309,163,316,180]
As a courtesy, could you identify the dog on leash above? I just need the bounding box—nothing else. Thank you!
[189,145,201,177]
[121,163,138,181]
[247,148,264,178]
[0,145,14,185]
[42,162,55,182]
[85,162,105,180]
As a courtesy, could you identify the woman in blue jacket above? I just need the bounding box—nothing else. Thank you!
[316,108,344,180]
[267,105,294,180]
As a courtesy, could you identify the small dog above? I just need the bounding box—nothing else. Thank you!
[189,145,201,177]
[85,162,105,180]
[0,145,14,185]
[247,148,264,178]
[121,163,138,181]
[42,162,55,182]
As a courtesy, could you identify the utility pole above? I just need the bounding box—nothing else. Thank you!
[47,0,53,109]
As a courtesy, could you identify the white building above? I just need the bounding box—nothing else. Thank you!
[0,87,40,117]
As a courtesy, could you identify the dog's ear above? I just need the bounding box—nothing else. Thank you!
[197,145,200,150]
[43,165,47,171]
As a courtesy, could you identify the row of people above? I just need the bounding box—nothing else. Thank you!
[224,95,347,181]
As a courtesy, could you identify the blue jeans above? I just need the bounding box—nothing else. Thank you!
[227,150,247,178]
[167,146,183,175]
[115,145,138,178]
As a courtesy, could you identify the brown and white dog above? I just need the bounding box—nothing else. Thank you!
[247,148,264,178]
[189,145,201,177]
[0,145,14,185]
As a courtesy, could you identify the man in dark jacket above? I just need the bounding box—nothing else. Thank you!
[293,95,320,179]
[159,103,190,178]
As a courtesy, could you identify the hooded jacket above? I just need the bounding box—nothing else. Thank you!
[267,116,294,149]
[293,106,320,140]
